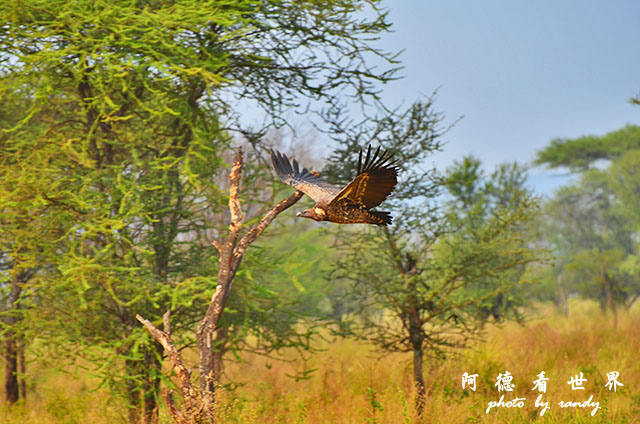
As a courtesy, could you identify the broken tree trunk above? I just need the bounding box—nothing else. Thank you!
[137,146,302,423]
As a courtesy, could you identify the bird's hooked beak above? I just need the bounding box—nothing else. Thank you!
[296,208,326,222]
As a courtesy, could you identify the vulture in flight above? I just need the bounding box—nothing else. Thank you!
[270,145,398,226]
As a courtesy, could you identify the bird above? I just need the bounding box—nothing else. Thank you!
[270,145,398,226]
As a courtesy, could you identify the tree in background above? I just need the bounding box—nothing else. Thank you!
[536,126,640,322]
[537,158,640,323]
[324,101,542,415]
[0,0,400,421]
[444,156,536,323]
[535,124,640,171]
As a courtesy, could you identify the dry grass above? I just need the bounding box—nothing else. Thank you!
[2,300,640,423]
[0,365,126,424]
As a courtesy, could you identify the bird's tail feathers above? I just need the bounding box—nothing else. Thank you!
[369,210,393,226]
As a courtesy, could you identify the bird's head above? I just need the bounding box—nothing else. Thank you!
[296,208,327,222]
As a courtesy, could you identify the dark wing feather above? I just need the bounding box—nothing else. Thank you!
[329,197,393,226]
[329,145,398,209]
[270,150,341,204]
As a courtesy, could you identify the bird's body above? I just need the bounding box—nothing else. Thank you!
[270,146,398,226]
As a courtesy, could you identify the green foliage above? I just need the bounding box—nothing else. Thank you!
[324,99,542,364]
[608,150,640,226]
[444,156,539,322]
[0,0,402,417]
[538,149,640,313]
[259,224,340,316]
[535,124,640,171]
[207,221,348,377]
[444,155,485,211]
[535,115,640,313]
[365,386,384,424]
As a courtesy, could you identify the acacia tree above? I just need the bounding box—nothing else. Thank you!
[535,124,640,171]
[536,126,640,321]
[0,87,78,404]
[324,100,542,415]
[1,0,399,421]
[444,156,535,322]
[538,159,640,323]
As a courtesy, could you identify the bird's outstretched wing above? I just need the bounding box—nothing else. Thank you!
[271,150,341,203]
[329,145,398,209]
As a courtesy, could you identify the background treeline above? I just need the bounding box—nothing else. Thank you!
[0,1,639,423]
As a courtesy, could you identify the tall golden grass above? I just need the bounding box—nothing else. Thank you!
[1,300,639,423]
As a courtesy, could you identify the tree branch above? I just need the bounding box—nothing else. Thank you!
[232,189,304,268]
[197,146,303,397]
[135,314,200,417]
[137,145,304,421]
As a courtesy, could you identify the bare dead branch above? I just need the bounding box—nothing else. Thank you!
[138,145,303,422]
[163,309,172,335]
[135,314,197,411]
[197,147,246,396]
[198,146,303,401]
[161,388,186,424]
[227,147,244,239]
[232,189,304,268]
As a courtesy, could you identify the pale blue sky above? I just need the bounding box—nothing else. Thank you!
[374,1,640,194]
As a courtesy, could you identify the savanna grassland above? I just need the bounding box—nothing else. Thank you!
[3,1,640,423]
[1,301,638,424]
